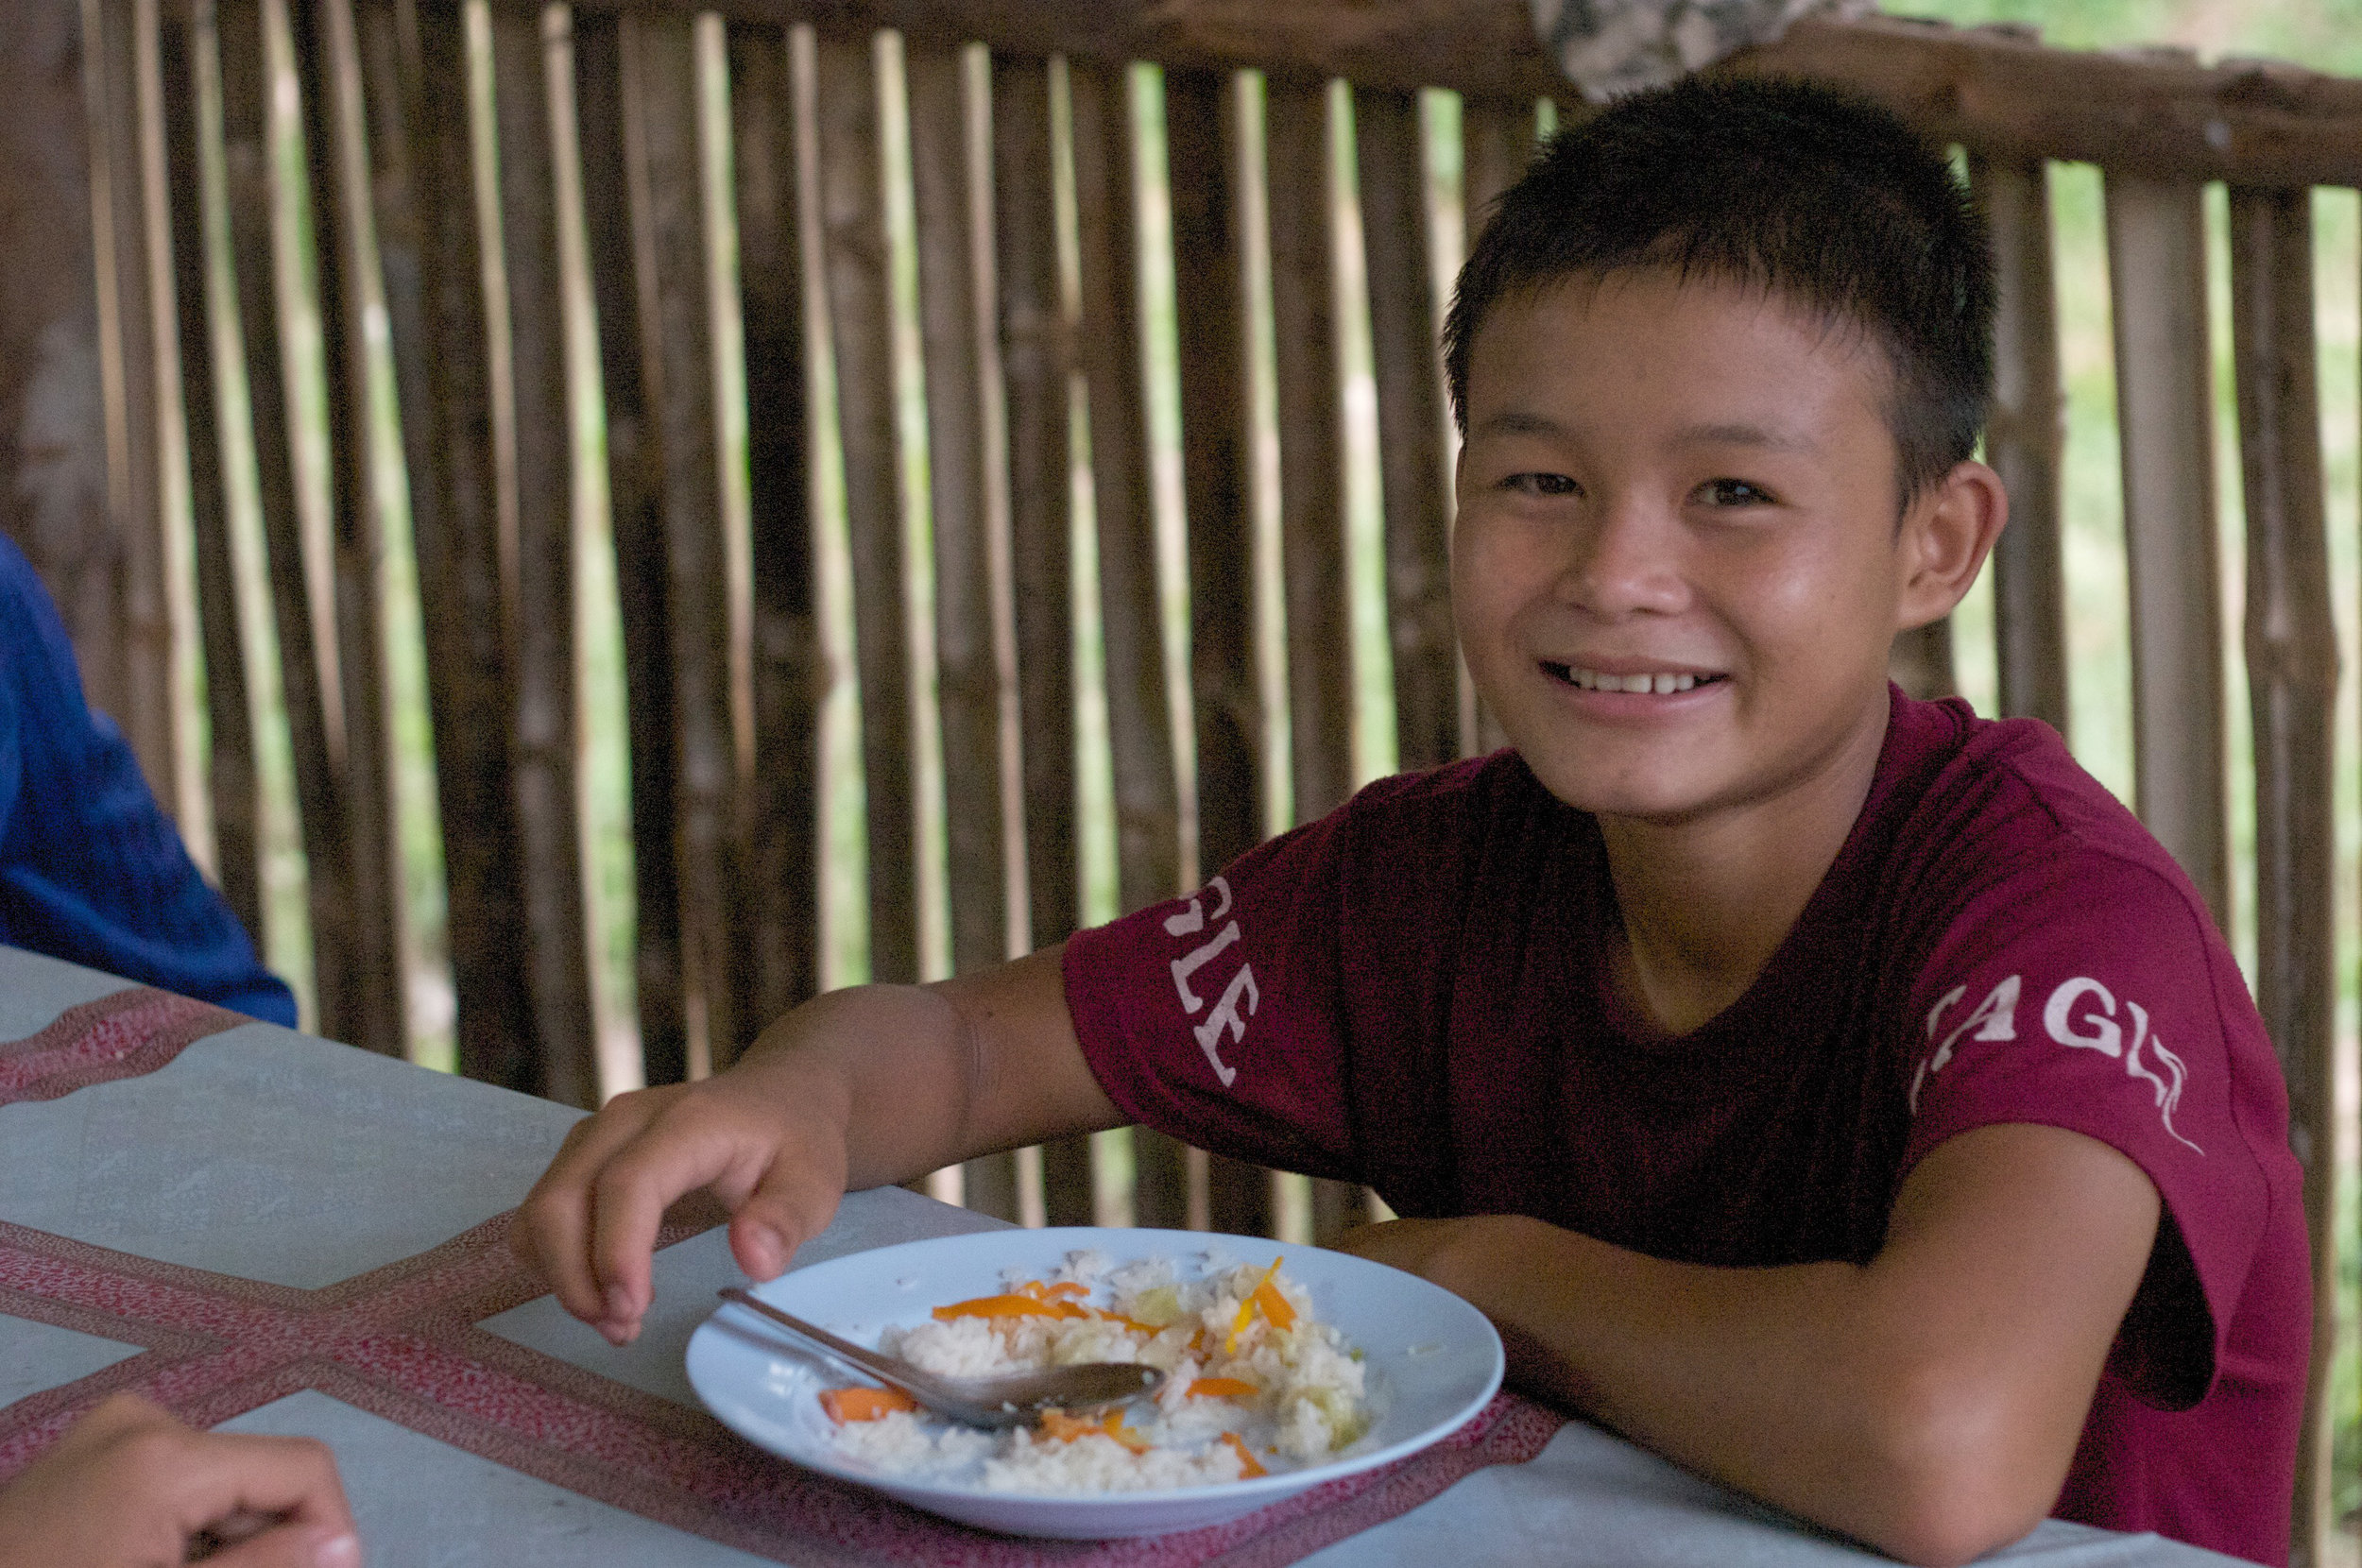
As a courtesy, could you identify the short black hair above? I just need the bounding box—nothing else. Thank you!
[1443,76,1995,507]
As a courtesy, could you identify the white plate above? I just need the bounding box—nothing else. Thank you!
[685,1226,1504,1539]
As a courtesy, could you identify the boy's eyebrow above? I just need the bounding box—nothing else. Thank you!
[1466,414,1823,454]
[1672,421,1821,454]
[1470,409,1568,439]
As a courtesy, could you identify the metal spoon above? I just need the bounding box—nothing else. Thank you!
[717,1287,1165,1430]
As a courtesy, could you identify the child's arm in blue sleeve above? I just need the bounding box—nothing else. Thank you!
[0,537,299,1030]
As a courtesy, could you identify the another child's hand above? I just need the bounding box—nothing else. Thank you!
[0,1392,359,1568]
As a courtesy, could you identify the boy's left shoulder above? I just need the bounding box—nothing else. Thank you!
[1873,692,2214,928]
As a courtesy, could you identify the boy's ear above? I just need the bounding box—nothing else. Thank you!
[1896,459,2009,631]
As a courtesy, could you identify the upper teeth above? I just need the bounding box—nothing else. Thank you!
[1567,668,1701,694]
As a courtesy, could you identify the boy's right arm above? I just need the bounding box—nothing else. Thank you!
[513,944,1122,1344]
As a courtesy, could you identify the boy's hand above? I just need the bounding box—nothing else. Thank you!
[0,1392,360,1568]
[512,950,1119,1347]
[513,1052,854,1347]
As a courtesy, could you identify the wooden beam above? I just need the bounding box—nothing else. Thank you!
[504,5,2362,189]
[0,0,113,713]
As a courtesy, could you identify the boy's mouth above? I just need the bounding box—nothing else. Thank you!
[1542,662,1727,696]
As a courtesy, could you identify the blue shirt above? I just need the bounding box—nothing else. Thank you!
[0,535,298,1028]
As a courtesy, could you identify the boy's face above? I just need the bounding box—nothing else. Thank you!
[1453,269,1978,828]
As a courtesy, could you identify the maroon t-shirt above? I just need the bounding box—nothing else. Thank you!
[1066,689,2308,1564]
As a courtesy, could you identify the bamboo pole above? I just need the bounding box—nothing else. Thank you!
[993,52,1096,1226]
[576,11,688,1086]
[627,16,740,1074]
[357,0,536,1079]
[1972,152,2068,734]
[492,1,600,1106]
[91,0,179,799]
[1356,85,1453,777]
[815,27,921,991]
[2229,183,2337,1568]
[163,0,263,941]
[216,0,354,1039]
[1162,62,1256,1235]
[910,40,1021,1219]
[1071,57,1191,1228]
[727,20,823,1043]
[291,0,406,1059]
[2103,175,2231,930]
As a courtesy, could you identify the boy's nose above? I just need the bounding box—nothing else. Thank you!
[1557,497,1687,619]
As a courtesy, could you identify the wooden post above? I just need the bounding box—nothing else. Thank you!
[1071,58,1191,1229]
[813,27,921,991]
[626,16,740,1075]
[1355,85,1454,775]
[86,0,179,801]
[357,0,535,1079]
[910,40,1020,1219]
[0,0,112,734]
[994,52,1096,1227]
[492,1,600,1107]
[1069,59,1182,918]
[1971,152,2068,734]
[288,0,407,1059]
[575,11,687,1086]
[2229,184,2337,1568]
[163,0,263,941]
[217,0,354,1040]
[2103,175,2230,931]
[1163,63,1254,1235]
[1458,94,1533,251]
[727,21,822,1046]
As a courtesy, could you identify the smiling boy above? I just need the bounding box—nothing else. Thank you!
[517,78,2306,1567]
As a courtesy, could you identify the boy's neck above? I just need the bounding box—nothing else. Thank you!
[1596,699,1892,1039]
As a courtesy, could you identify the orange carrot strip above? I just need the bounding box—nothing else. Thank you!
[1187,1377,1259,1401]
[1226,1258,1286,1354]
[933,1294,1087,1321]
[1099,1410,1152,1455]
[819,1387,919,1423]
[1036,1408,1095,1442]
[1252,1278,1296,1333]
[1219,1432,1268,1478]
[1040,1281,1089,1299]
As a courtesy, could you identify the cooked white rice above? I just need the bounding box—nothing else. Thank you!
[822,1250,1371,1493]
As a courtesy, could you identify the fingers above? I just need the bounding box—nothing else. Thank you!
[726,1144,850,1281]
[0,1397,360,1568]
[162,1430,355,1542]
[514,1063,858,1345]
[514,1088,679,1332]
[203,1519,363,1568]
[585,1108,779,1342]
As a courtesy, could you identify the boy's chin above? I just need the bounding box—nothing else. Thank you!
[1515,749,1737,826]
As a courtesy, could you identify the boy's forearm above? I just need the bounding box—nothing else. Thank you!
[1414,1217,2005,1560]
[1357,1125,2155,1568]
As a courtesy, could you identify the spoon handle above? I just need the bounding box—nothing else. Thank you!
[717,1287,949,1408]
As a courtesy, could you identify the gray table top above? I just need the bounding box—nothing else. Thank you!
[0,946,2241,1566]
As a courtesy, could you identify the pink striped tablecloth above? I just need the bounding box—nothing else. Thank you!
[0,972,1566,1567]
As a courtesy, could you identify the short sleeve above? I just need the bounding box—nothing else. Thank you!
[1902,847,2286,1408]
[0,538,298,1029]
[1064,807,1363,1182]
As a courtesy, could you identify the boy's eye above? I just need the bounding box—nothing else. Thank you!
[1695,478,1775,507]
[1504,472,1581,499]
